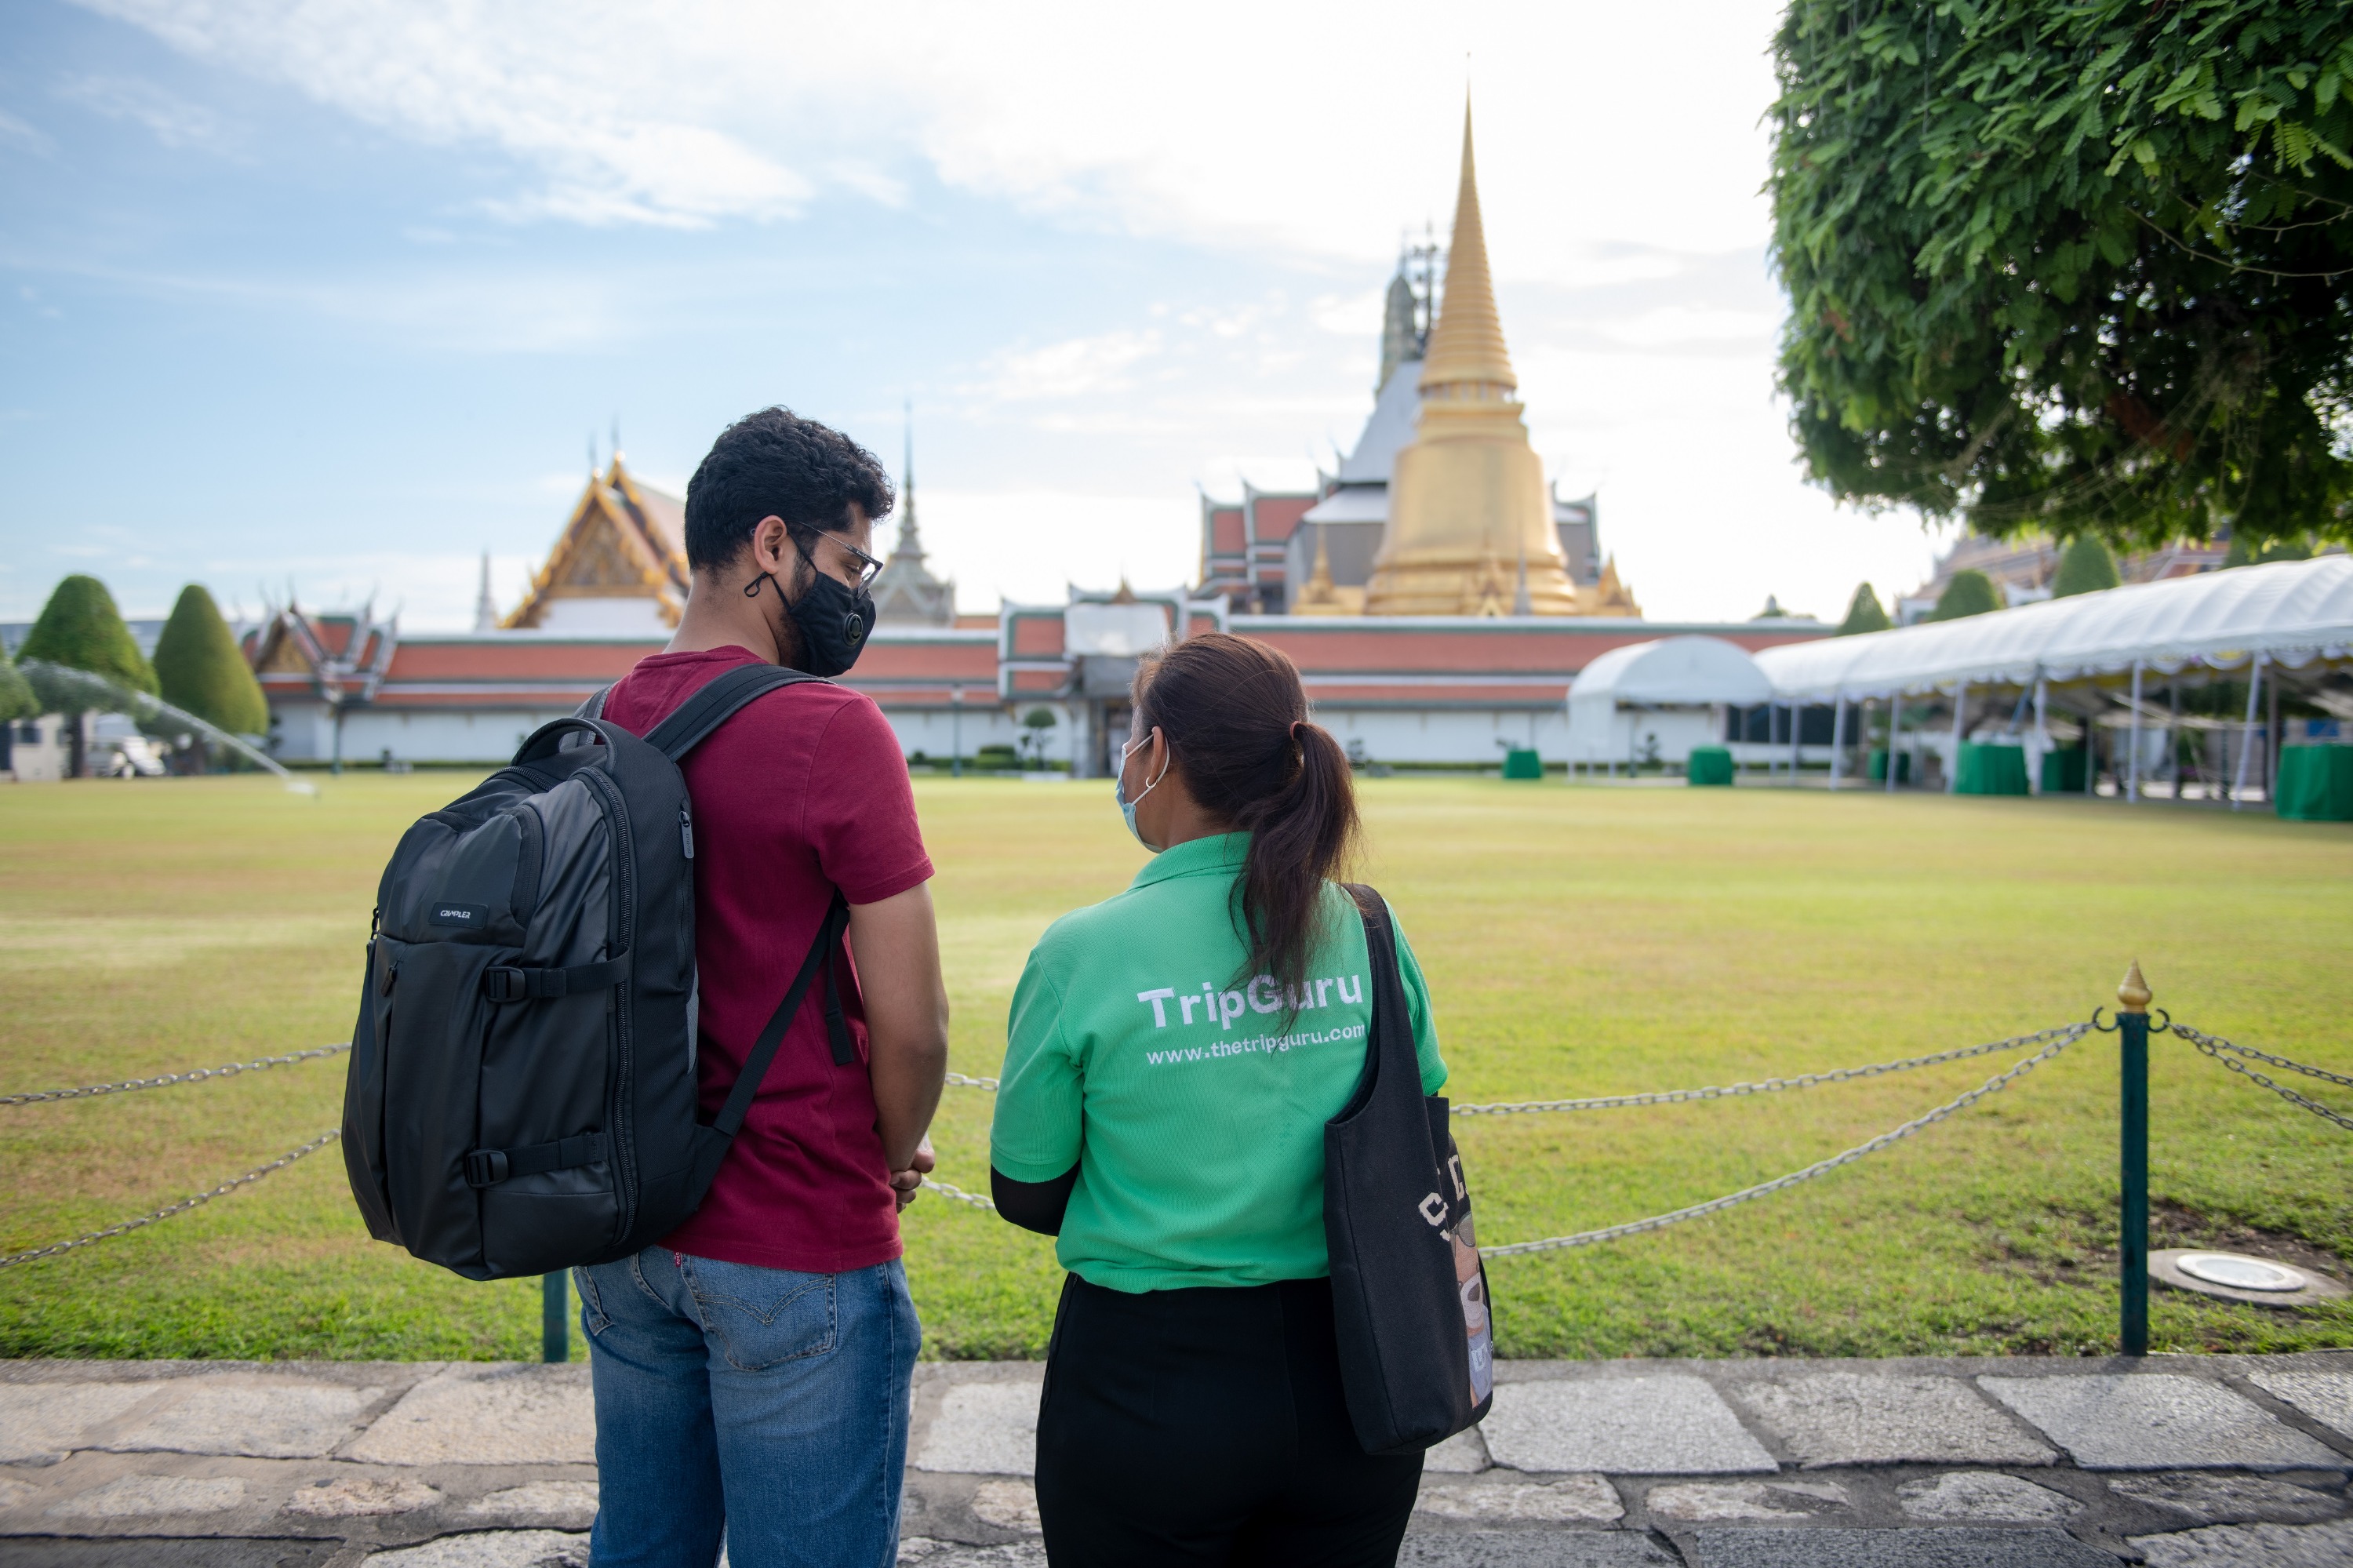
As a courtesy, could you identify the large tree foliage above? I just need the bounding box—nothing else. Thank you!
[20,575,156,695]
[1770,1,2353,551]
[154,584,268,736]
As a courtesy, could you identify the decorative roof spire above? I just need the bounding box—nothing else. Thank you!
[1418,97,1517,396]
[896,402,922,559]
[1377,263,1421,393]
[472,551,499,634]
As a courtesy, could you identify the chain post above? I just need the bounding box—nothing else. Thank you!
[2116,960,2152,1356]
[542,1271,569,1362]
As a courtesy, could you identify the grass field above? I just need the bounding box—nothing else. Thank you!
[1,773,2347,1362]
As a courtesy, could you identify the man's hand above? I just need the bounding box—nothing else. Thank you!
[891,1137,936,1212]
[847,881,950,1175]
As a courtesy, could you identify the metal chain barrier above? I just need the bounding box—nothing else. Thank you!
[1451,1024,2086,1117]
[2171,1022,2353,1133]
[922,1178,997,1210]
[1478,1024,2090,1257]
[1,1044,351,1108]
[0,1130,343,1269]
[943,1072,999,1092]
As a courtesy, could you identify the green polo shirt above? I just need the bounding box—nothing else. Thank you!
[991,831,1446,1293]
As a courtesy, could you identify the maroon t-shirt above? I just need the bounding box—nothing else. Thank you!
[602,646,934,1273]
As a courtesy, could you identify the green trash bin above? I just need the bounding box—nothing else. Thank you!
[2275,744,2353,821]
[2040,747,2087,794]
[1955,743,2030,795]
[1687,746,1734,787]
[1867,748,1911,784]
[1501,748,1543,780]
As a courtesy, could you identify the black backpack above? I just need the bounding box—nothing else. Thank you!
[342,662,854,1280]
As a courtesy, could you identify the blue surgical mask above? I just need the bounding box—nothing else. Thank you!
[1115,733,1166,848]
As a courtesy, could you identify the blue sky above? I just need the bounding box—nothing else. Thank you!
[1,0,1946,629]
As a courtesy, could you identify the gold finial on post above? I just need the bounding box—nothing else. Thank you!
[2117,960,2152,1015]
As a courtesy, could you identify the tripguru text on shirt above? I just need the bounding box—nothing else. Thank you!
[1133,971,1368,1065]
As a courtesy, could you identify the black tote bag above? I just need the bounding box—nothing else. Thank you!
[1323,884,1496,1456]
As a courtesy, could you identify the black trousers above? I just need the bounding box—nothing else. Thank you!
[1034,1273,1424,1567]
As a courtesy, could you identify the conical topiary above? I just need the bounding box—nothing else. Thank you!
[1835,582,1891,635]
[19,575,157,695]
[2050,536,2119,597]
[154,585,267,736]
[0,642,35,722]
[1927,569,2002,622]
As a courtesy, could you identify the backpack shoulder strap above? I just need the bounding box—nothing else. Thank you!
[643,663,829,762]
[574,686,613,720]
[711,893,855,1137]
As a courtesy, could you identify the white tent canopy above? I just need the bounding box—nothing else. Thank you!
[1564,636,1774,767]
[1755,556,2353,700]
[1571,635,1774,706]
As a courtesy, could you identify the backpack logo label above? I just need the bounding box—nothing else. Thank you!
[429,903,489,928]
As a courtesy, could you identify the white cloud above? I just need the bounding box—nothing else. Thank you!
[1593,306,1781,349]
[914,489,1198,612]
[71,0,1780,271]
[975,329,1162,402]
[55,72,235,151]
[0,107,55,153]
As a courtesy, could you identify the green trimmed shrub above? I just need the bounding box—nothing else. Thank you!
[1835,583,1891,636]
[1927,569,2001,622]
[154,585,267,736]
[20,575,157,694]
[2050,537,2120,598]
[0,645,35,722]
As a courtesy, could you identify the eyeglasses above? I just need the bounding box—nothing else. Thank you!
[797,529,885,588]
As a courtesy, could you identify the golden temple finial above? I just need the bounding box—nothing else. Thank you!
[1418,97,1516,397]
[2117,960,2152,1014]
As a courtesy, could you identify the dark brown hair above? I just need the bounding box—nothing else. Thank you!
[1133,631,1358,999]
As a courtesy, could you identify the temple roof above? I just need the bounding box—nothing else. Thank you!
[504,455,689,631]
[1418,100,1517,395]
[1333,358,1424,486]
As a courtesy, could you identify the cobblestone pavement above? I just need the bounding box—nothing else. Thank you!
[0,1354,2346,1566]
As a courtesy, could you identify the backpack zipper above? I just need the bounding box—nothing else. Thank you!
[576,766,639,1239]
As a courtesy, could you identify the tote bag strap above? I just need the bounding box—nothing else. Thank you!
[1340,884,1419,1108]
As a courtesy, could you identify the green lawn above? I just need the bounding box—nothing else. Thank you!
[1,773,2347,1362]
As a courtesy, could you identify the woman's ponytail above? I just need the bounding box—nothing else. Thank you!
[1132,633,1358,1002]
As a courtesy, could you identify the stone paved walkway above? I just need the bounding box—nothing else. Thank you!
[0,1354,2347,1566]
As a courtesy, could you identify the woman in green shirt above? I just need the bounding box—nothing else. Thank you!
[991,631,1448,1567]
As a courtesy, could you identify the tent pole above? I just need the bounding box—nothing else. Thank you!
[2168,682,2181,799]
[1887,695,1900,793]
[2032,677,2047,796]
[2128,660,2144,805]
[2268,674,2281,801]
[1830,695,1847,790]
[1792,698,1803,780]
[1949,682,1967,794]
[2231,655,2265,810]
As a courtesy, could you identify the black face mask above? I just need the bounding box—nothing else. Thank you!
[747,544,877,678]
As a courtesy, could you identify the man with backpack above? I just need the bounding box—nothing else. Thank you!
[584,408,948,1566]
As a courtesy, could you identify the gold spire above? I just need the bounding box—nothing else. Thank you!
[1366,96,1583,617]
[1419,101,1515,396]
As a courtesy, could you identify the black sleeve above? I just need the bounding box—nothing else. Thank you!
[991,1163,1078,1236]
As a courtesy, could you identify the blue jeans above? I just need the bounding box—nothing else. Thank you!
[576,1247,921,1568]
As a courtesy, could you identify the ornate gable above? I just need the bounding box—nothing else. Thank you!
[506,457,690,631]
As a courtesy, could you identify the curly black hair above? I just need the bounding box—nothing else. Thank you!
[682,407,896,573]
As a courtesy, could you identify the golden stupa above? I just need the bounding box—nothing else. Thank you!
[1365,103,1595,617]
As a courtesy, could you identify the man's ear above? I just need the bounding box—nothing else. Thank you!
[747,515,791,581]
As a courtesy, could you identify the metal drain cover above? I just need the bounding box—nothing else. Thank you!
[2176,1253,2307,1293]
